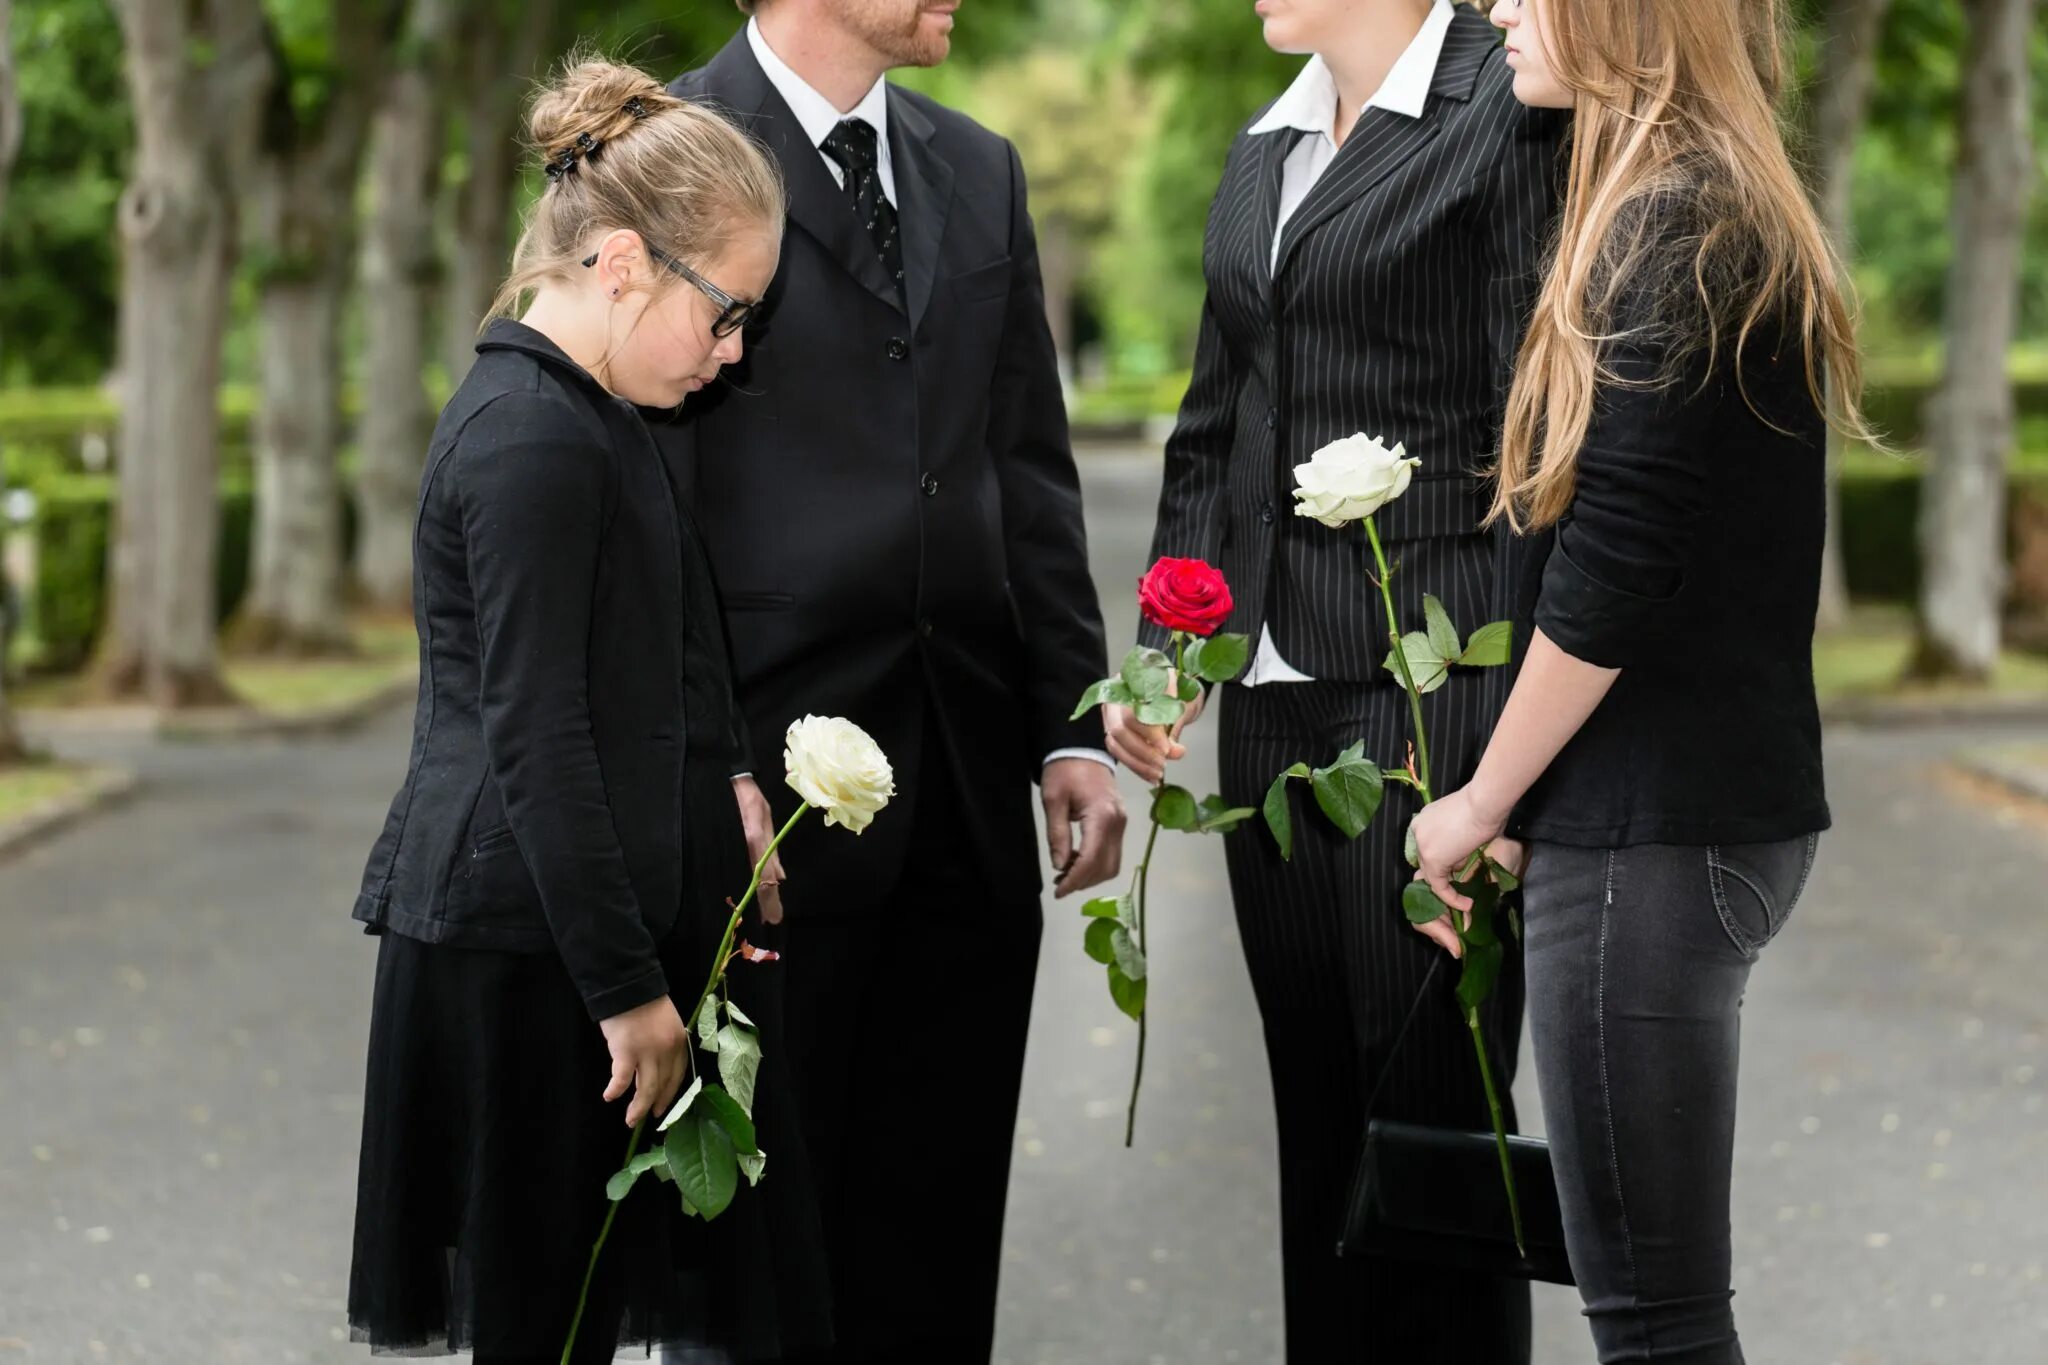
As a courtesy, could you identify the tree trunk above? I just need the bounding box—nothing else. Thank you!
[1911,0,2039,681]
[356,0,455,612]
[236,3,403,656]
[1808,0,1893,632]
[101,0,270,708]
[442,0,556,385]
[0,0,25,759]
[240,265,353,654]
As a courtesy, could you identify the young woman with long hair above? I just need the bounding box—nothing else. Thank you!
[1409,1,1876,1360]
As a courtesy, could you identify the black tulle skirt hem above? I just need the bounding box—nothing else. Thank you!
[348,770,832,1360]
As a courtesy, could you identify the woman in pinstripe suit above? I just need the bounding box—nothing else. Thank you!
[1105,0,1565,1358]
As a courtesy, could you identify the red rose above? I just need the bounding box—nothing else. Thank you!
[1138,557,1234,637]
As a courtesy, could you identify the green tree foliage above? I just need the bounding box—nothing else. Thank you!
[0,1,129,384]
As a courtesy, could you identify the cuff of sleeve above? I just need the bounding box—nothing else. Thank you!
[1045,747,1116,771]
[580,964,672,1023]
[1534,537,1675,670]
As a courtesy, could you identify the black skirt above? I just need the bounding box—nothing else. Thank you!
[348,760,833,1359]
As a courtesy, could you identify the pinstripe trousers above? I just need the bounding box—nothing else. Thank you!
[1219,671,1530,1362]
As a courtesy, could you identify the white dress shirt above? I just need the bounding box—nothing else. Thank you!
[745,21,1112,775]
[1239,0,1456,687]
[748,19,897,205]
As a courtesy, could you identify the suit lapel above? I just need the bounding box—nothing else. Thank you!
[1250,128,1296,307]
[1271,6,1499,279]
[888,90,954,331]
[693,32,903,314]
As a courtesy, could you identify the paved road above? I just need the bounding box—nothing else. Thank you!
[3,448,2046,1364]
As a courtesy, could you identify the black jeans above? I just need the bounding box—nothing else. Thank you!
[1524,836,1819,1364]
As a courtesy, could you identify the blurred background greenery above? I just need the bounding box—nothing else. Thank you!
[0,0,2044,765]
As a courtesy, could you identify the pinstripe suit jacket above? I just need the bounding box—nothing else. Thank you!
[1145,7,1565,682]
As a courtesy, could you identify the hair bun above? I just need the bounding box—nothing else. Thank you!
[527,58,681,172]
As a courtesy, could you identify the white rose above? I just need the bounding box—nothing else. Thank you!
[784,715,895,834]
[1291,434,1421,528]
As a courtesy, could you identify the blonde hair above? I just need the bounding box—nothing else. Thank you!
[488,57,786,323]
[1490,0,1878,532]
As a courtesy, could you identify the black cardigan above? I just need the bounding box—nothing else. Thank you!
[1506,312,1833,848]
[354,321,735,1020]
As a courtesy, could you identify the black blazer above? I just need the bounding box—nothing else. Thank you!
[1145,7,1565,675]
[662,33,1108,912]
[1510,305,1832,848]
[355,320,716,1022]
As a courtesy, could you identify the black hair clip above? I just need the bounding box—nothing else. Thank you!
[622,96,648,119]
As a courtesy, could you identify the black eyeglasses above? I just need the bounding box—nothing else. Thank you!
[581,245,758,338]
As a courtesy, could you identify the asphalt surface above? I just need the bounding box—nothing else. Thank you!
[3,445,2045,1364]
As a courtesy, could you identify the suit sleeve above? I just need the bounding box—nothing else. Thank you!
[989,137,1112,762]
[456,394,668,1021]
[1138,291,1242,656]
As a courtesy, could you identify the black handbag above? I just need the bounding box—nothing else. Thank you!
[1336,956,1577,1285]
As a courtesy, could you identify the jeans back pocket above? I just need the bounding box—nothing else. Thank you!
[1707,833,1819,958]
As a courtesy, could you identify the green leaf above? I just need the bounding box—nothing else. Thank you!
[693,1082,759,1156]
[1152,785,1199,831]
[1175,672,1204,703]
[1402,880,1450,925]
[737,1148,768,1188]
[1508,902,1523,943]
[1101,678,1139,709]
[1310,750,1384,839]
[1486,856,1521,893]
[1264,766,1308,861]
[1456,938,1504,1013]
[1461,620,1514,668]
[1080,896,1124,920]
[606,1148,669,1202]
[1404,823,1421,869]
[657,1075,703,1132]
[1135,695,1184,727]
[664,1110,740,1221]
[1383,631,1451,695]
[1107,965,1147,1020]
[695,997,721,1053]
[724,998,755,1030]
[1109,925,1147,982]
[1121,647,1174,703]
[1070,677,1114,721]
[1193,794,1258,834]
[1187,632,1250,684]
[1458,878,1502,950]
[1083,916,1120,965]
[1424,594,1462,662]
[716,1024,762,1116]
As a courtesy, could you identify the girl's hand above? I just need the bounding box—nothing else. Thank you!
[1102,681,1207,784]
[598,995,691,1127]
[1409,786,1511,950]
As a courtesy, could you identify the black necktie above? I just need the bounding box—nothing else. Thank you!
[819,118,903,295]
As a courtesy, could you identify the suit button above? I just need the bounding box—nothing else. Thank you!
[918,617,935,638]
[1260,502,1276,524]
[1265,407,1278,429]
[921,472,940,496]
[887,336,910,361]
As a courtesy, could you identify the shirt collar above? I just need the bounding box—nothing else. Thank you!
[1248,0,1456,136]
[748,18,891,153]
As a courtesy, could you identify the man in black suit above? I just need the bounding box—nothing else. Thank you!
[661,3,1125,1360]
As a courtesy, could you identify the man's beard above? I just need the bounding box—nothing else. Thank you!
[844,0,951,69]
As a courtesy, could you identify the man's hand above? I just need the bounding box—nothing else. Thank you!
[1101,685,1208,785]
[1043,758,1127,898]
[732,775,788,924]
